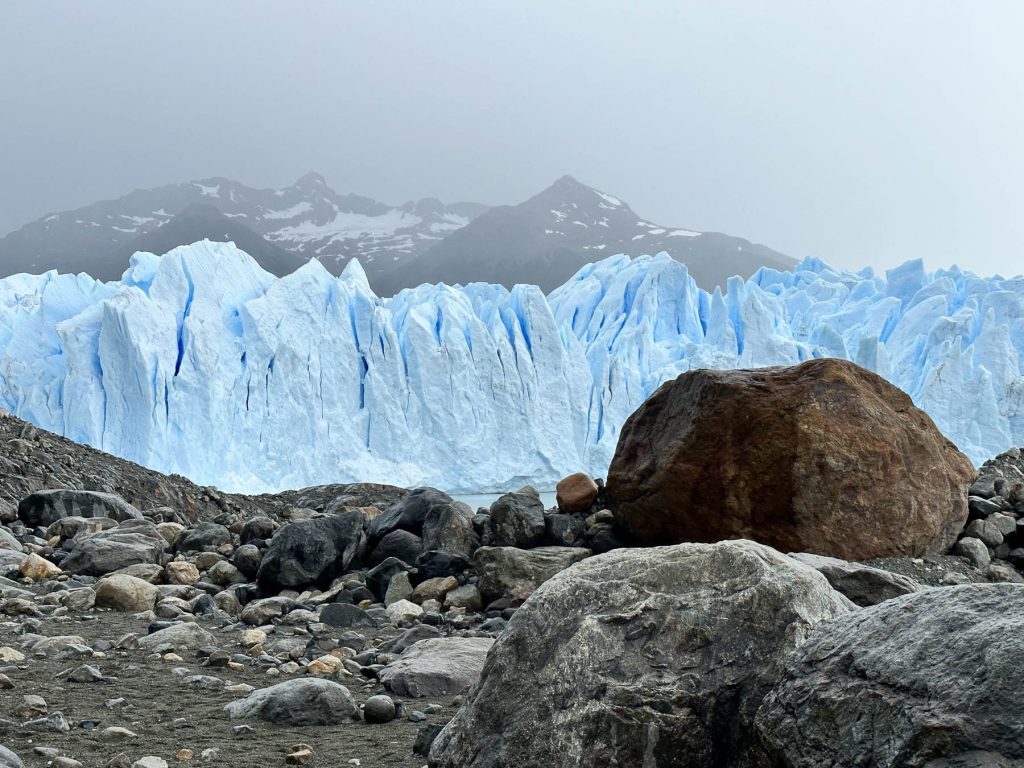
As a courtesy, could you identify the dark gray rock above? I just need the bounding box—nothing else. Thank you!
[177,522,231,553]
[231,544,262,579]
[369,488,457,541]
[257,510,366,589]
[544,513,584,547]
[430,541,851,768]
[18,490,141,528]
[240,516,277,545]
[420,501,478,562]
[367,530,422,567]
[757,584,1024,768]
[320,603,376,629]
[363,695,396,723]
[475,546,590,604]
[378,624,443,655]
[366,557,413,602]
[788,552,922,606]
[414,723,444,757]
[416,551,471,579]
[488,489,545,549]
[224,678,358,725]
[969,495,1004,518]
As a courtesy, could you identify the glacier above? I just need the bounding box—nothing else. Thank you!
[0,239,1021,493]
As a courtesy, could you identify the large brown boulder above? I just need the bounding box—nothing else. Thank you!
[606,358,975,560]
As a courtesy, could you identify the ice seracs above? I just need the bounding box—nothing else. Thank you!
[0,240,1020,492]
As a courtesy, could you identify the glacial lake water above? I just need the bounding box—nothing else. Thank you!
[452,491,557,511]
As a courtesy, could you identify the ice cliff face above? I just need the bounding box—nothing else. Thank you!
[0,241,1020,492]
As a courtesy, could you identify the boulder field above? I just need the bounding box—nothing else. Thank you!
[1,357,1023,766]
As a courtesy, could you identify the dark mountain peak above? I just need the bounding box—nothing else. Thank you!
[380,177,795,295]
[293,171,329,190]
[527,175,633,214]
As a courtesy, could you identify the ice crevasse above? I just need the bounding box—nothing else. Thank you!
[0,240,1020,493]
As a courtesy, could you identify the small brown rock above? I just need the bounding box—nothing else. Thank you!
[556,472,599,514]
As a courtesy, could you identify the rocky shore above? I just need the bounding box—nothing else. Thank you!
[0,359,1022,766]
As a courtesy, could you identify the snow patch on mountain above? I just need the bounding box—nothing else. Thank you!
[0,241,1019,493]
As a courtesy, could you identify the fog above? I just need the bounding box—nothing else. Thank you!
[1,1,1022,275]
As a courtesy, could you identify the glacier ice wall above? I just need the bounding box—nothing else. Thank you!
[0,240,1020,493]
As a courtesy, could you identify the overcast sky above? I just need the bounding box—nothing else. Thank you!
[1,1,1022,276]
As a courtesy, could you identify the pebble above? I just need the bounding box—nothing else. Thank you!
[286,745,314,765]
[60,663,107,683]
[52,758,84,768]
[232,724,256,737]
[132,758,169,768]
[0,647,25,662]
[22,711,69,732]
[101,726,138,741]
[175,749,193,761]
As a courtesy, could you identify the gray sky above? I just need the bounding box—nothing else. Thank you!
[1,1,1022,277]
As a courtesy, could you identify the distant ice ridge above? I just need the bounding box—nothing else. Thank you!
[0,240,1020,493]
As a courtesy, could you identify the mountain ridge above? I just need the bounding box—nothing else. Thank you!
[0,173,794,293]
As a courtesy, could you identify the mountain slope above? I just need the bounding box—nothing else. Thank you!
[105,203,307,279]
[0,173,488,282]
[379,175,795,293]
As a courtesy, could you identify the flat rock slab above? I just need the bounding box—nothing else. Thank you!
[787,551,922,606]
[224,678,358,725]
[380,637,494,698]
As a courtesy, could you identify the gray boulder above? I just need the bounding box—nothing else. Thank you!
[0,745,23,768]
[488,488,545,548]
[430,540,851,768]
[418,500,478,567]
[474,545,590,604]
[257,510,366,589]
[137,622,215,651]
[757,584,1024,767]
[18,489,141,528]
[367,529,422,567]
[62,521,166,576]
[224,678,359,725]
[177,522,231,552]
[788,552,921,606]
[369,488,457,540]
[379,637,494,698]
[954,536,991,568]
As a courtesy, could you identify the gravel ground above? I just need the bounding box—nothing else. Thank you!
[0,610,452,768]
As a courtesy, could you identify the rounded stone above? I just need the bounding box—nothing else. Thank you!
[363,695,397,724]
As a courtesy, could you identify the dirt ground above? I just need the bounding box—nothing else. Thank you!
[0,610,454,767]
